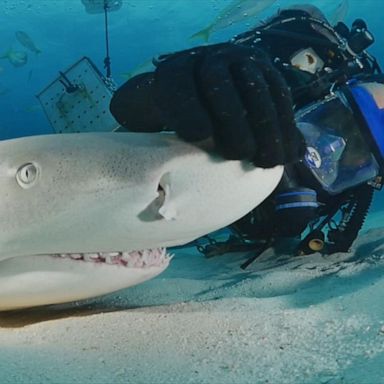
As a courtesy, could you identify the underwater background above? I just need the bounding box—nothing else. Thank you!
[1,0,383,211]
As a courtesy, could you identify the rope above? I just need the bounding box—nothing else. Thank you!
[103,0,112,78]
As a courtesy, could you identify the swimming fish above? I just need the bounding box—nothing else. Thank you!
[330,0,349,25]
[190,0,276,42]
[15,30,42,54]
[121,58,155,80]
[0,87,10,96]
[0,48,28,67]
[24,104,42,112]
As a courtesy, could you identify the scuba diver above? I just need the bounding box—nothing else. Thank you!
[109,4,384,267]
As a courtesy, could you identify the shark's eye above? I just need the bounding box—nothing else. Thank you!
[16,163,39,188]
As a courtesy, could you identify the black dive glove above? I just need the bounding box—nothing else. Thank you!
[110,43,305,168]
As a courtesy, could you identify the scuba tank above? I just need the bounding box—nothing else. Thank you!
[274,187,319,237]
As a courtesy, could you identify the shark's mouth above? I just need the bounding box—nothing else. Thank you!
[52,248,171,268]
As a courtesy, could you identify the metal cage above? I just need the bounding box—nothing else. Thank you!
[81,0,123,14]
[37,57,120,134]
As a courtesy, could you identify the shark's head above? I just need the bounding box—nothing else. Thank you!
[0,132,283,310]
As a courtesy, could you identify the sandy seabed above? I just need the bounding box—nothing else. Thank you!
[1,222,384,384]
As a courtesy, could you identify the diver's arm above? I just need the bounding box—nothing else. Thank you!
[110,43,305,168]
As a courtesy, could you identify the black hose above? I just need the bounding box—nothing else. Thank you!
[328,184,374,253]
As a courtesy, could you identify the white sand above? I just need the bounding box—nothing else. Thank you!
[1,225,384,384]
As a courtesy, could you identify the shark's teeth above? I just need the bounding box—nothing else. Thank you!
[104,255,118,265]
[70,253,83,260]
[100,252,119,258]
[83,253,98,262]
[52,248,170,268]
[121,252,131,261]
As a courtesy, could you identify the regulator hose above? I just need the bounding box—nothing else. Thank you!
[328,183,374,253]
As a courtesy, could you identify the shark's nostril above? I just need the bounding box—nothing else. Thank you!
[158,172,171,193]
[157,183,165,198]
[138,172,177,221]
[157,172,177,220]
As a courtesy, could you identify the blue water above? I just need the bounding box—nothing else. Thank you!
[1,0,383,212]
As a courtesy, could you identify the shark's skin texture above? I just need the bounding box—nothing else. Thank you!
[0,132,283,310]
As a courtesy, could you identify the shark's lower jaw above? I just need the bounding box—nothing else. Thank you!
[51,248,171,268]
[0,248,171,311]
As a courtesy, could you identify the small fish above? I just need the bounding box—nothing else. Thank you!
[24,104,42,113]
[0,87,10,96]
[15,31,42,54]
[120,59,155,80]
[0,48,28,67]
[190,0,276,42]
[330,0,349,25]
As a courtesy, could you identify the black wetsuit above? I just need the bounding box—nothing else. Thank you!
[228,8,380,246]
[110,5,381,255]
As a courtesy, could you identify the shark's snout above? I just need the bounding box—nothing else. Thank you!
[0,132,283,310]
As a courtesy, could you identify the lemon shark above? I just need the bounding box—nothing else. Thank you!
[0,132,283,310]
